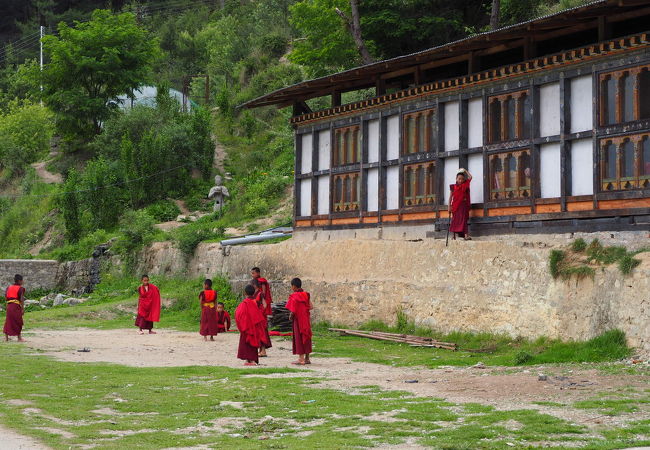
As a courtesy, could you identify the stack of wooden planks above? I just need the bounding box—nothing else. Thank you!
[328,328,457,350]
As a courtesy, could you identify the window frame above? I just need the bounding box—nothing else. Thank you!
[488,149,533,201]
[599,132,650,192]
[487,89,531,144]
[402,108,436,155]
[402,161,436,207]
[332,125,361,167]
[599,63,650,127]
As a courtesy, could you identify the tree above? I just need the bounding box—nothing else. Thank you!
[42,9,158,141]
[490,0,500,29]
[335,0,374,65]
[60,168,82,242]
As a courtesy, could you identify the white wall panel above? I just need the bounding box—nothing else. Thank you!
[468,98,483,148]
[467,154,483,203]
[386,166,399,209]
[317,176,329,215]
[570,76,593,133]
[540,83,560,137]
[300,133,312,174]
[571,139,593,196]
[368,119,380,163]
[299,179,311,216]
[540,143,561,198]
[443,157,459,205]
[317,129,331,170]
[444,102,459,151]
[386,115,400,160]
[366,168,379,212]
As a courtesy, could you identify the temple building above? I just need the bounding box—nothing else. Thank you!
[243,0,650,236]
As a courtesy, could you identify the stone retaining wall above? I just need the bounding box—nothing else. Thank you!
[142,232,650,351]
[0,257,100,295]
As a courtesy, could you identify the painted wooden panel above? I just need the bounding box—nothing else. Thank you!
[571,138,593,196]
[443,156,459,204]
[318,129,331,170]
[386,166,399,209]
[368,119,380,163]
[366,168,379,212]
[317,175,329,215]
[444,101,459,151]
[540,143,561,198]
[467,153,484,203]
[386,115,400,160]
[300,133,313,174]
[300,179,311,216]
[539,82,560,137]
[570,75,593,133]
[468,98,483,148]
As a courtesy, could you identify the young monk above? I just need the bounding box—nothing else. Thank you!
[251,267,273,316]
[449,168,473,241]
[286,277,313,365]
[216,302,231,333]
[199,278,218,341]
[250,278,272,357]
[235,285,269,366]
[135,275,161,335]
[4,274,25,342]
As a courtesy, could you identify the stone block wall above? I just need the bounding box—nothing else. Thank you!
[0,259,59,292]
[142,233,650,352]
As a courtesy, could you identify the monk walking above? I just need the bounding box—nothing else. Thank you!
[235,285,269,366]
[286,278,313,365]
[251,267,273,316]
[449,168,473,240]
[4,274,25,342]
[135,275,161,334]
[199,279,218,341]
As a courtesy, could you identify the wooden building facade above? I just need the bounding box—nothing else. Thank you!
[243,0,650,235]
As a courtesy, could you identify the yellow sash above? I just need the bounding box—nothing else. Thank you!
[202,302,215,308]
[6,300,21,305]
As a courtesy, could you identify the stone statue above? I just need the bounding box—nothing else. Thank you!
[208,175,230,212]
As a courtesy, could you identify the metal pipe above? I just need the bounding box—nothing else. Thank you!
[220,233,291,247]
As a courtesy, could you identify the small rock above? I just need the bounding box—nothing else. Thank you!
[472,362,486,369]
[538,375,548,381]
[404,380,418,384]
[63,298,83,306]
[24,300,40,307]
[53,294,68,306]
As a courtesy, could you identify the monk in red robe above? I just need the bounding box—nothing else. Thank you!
[135,275,161,334]
[235,285,269,366]
[286,277,313,365]
[251,267,273,316]
[199,278,218,341]
[216,302,231,333]
[250,277,272,357]
[4,274,25,342]
[449,168,473,240]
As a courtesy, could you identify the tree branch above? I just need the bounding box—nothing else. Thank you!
[335,0,374,65]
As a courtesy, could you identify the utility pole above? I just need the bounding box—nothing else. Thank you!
[40,25,44,106]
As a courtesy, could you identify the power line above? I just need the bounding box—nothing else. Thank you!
[0,163,195,199]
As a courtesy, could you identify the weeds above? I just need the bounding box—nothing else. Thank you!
[550,238,644,279]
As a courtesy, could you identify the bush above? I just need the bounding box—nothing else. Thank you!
[112,210,157,270]
[173,219,222,259]
[548,250,565,279]
[514,350,533,365]
[571,238,587,252]
[145,200,181,222]
[618,254,641,275]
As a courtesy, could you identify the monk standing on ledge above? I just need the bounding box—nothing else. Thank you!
[449,168,473,241]
[135,275,161,335]
[4,274,25,342]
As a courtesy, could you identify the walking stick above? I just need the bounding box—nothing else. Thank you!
[445,212,451,247]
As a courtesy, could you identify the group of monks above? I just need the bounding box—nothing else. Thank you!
[133,267,313,366]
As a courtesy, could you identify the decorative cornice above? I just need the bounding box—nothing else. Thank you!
[292,32,650,127]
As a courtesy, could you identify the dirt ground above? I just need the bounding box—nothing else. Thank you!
[0,424,48,449]
[22,328,649,430]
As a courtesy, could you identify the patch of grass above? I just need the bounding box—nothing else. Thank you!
[532,401,566,407]
[618,253,641,275]
[571,237,587,252]
[550,239,646,279]
[0,343,619,449]
[549,249,565,279]
[574,396,650,416]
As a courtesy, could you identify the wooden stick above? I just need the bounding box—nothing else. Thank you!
[329,328,457,350]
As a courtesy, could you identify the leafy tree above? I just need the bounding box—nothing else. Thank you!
[79,157,123,230]
[288,0,360,77]
[59,168,82,242]
[42,9,158,141]
[0,100,54,175]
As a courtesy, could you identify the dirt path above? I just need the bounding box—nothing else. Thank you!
[31,150,62,184]
[0,424,49,449]
[213,136,226,174]
[23,328,648,429]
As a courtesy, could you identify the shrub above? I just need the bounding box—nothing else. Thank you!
[173,220,222,259]
[571,238,587,253]
[112,210,157,270]
[548,250,565,279]
[514,350,533,365]
[618,254,641,275]
[145,200,181,222]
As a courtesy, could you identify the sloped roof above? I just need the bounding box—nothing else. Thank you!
[241,0,648,109]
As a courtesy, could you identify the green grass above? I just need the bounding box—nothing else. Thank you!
[0,344,647,449]
[550,239,647,279]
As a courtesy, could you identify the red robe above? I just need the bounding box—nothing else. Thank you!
[199,289,218,336]
[286,290,312,355]
[216,310,231,333]
[255,277,273,316]
[135,284,161,330]
[254,290,272,349]
[235,297,269,362]
[449,179,471,235]
[4,285,24,336]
